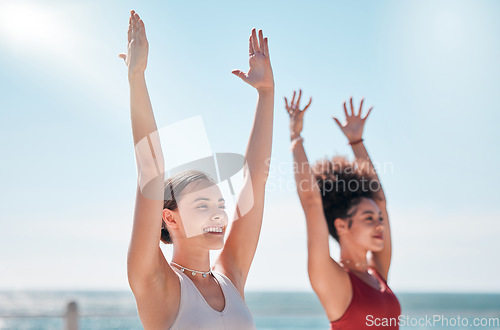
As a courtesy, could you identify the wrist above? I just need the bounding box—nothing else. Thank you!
[128,67,146,80]
[257,85,275,95]
[348,138,364,146]
[290,135,304,151]
[290,132,301,141]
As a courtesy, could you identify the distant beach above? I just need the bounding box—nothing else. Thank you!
[0,291,499,329]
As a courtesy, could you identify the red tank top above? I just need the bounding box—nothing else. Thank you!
[330,267,401,329]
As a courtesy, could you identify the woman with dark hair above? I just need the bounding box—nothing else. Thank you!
[285,90,400,329]
[119,10,274,329]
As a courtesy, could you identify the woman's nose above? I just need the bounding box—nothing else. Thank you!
[211,211,224,221]
[375,220,384,230]
[212,209,228,224]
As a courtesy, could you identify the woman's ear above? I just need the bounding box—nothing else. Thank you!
[334,218,348,237]
[163,209,179,229]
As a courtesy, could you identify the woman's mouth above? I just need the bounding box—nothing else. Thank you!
[373,234,383,240]
[203,226,224,235]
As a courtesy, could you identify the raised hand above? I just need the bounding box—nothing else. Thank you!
[119,10,149,75]
[232,29,274,91]
[333,97,373,143]
[285,89,312,138]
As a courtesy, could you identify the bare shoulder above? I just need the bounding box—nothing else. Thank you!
[131,259,182,329]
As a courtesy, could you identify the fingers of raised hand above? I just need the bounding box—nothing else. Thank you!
[231,69,247,82]
[296,89,302,109]
[138,19,147,40]
[131,10,137,26]
[284,94,296,116]
[249,29,269,57]
[284,97,296,116]
[136,21,142,40]
[134,11,140,22]
[363,106,374,120]
[136,15,142,39]
[249,35,254,55]
[284,98,296,117]
[131,11,142,38]
[332,117,343,128]
[286,91,311,116]
[358,98,365,116]
[130,11,137,38]
[303,97,312,112]
[258,30,264,53]
[251,29,259,53]
[343,97,373,119]
[127,17,132,43]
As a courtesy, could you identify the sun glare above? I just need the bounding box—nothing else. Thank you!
[0,2,70,51]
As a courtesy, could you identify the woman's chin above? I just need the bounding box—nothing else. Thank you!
[207,241,224,250]
[370,243,384,252]
[204,236,225,250]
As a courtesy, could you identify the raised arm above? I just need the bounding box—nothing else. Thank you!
[119,11,174,292]
[214,29,274,293]
[285,91,328,247]
[285,90,350,321]
[333,97,392,280]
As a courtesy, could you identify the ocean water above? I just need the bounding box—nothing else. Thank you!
[0,291,499,329]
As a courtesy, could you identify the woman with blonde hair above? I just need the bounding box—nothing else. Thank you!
[119,10,274,329]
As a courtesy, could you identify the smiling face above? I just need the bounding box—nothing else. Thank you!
[172,179,229,250]
[337,197,385,252]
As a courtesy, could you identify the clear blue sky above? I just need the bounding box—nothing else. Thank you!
[1,0,499,292]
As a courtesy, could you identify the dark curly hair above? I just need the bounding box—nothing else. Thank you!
[312,156,380,242]
[160,170,216,244]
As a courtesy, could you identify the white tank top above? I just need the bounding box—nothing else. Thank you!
[169,267,256,330]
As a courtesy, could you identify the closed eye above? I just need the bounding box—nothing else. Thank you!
[197,204,226,209]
